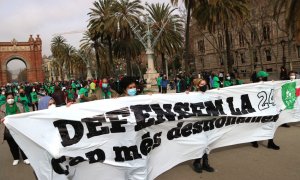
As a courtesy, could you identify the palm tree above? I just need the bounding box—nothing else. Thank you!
[170,0,197,74]
[51,35,67,80]
[146,3,184,75]
[193,0,249,73]
[88,0,118,77]
[112,0,144,76]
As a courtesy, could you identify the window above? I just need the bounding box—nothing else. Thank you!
[239,33,245,47]
[251,29,257,44]
[219,57,224,65]
[297,46,300,58]
[253,50,258,62]
[197,39,205,54]
[263,24,271,41]
[240,53,245,64]
[218,35,224,49]
[265,50,271,61]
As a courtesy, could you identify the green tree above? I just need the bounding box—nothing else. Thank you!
[51,35,67,80]
[146,3,184,75]
[193,0,249,73]
[170,0,197,74]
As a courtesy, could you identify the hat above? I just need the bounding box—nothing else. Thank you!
[257,70,269,78]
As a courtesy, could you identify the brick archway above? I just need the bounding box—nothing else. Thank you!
[0,35,44,85]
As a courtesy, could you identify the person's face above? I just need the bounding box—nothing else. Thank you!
[102,78,108,84]
[126,83,136,91]
[19,89,25,94]
[198,80,207,88]
[6,95,13,100]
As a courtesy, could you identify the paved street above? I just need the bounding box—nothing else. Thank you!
[0,123,300,180]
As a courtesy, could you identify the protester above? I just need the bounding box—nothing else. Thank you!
[191,79,215,173]
[15,88,30,112]
[251,71,280,150]
[51,86,66,107]
[0,93,30,166]
[280,66,288,80]
[161,75,169,94]
[98,78,118,99]
[0,89,6,106]
[30,87,38,111]
[223,73,233,87]
[156,75,162,93]
[89,80,96,94]
[212,72,220,89]
[119,76,138,97]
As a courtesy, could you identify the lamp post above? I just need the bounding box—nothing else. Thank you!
[280,39,286,67]
[116,10,174,87]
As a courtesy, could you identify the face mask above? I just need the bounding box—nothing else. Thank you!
[290,76,296,80]
[20,93,25,97]
[7,99,14,105]
[32,89,35,92]
[102,83,108,88]
[226,77,231,80]
[127,88,137,96]
[48,104,56,109]
[1,91,5,95]
[199,86,207,92]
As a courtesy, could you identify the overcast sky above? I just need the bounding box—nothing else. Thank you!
[0,0,181,56]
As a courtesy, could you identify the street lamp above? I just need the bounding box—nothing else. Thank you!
[115,10,175,87]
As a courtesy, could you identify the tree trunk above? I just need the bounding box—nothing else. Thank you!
[224,24,231,74]
[107,36,115,75]
[126,53,132,76]
[161,52,166,75]
[258,47,264,70]
[94,42,101,79]
[183,1,192,74]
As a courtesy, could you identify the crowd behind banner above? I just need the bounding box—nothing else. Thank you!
[0,68,300,179]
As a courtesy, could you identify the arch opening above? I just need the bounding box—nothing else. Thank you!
[6,58,27,82]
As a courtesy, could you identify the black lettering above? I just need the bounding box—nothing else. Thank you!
[51,156,69,175]
[190,102,206,116]
[153,132,162,149]
[173,103,193,120]
[226,97,242,115]
[113,146,142,162]
[192,121,203,134]
[140,132,153,156]
[241,94,256,114]
[181,123,193,137]
[150,104,176,124]
[83,116,110,138]
[167,122,184,140]
[131,105,155,131]
[53,120,84,147]
[204,100,226,116]
[215,117,226,128]
[69,156,85,166]
[86,149,106,164]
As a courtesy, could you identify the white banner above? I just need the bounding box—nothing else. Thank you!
[4,80,300,180]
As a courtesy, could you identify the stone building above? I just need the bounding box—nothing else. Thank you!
[189,0,300,79]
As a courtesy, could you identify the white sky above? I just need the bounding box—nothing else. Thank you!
[0,0,180,56]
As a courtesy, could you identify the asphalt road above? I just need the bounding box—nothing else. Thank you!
[0,123,299,180]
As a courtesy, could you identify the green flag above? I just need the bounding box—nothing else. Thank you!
[281,82,297,109]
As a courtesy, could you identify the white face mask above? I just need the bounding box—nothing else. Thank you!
[7,99,14,105]
[32,89,35,92]
[226,77,231,80]
[290,76,296,80]
[1,91,5,95]
[48,104,56,109]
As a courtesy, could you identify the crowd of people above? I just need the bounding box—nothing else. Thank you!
[0,68,299,175]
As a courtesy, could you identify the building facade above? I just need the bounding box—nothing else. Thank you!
[189,0,300,79]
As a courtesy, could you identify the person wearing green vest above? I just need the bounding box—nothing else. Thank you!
[0,93,30,166]
[223,73,233,87]
[71,81,77,93]
[0,90,6,106]
[156,75,162,93]
[15,89,30,112]
[78,81,89,103]
[66,86,76,103]
[30,88,38,111]
[212,73,220,89]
